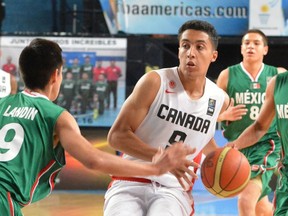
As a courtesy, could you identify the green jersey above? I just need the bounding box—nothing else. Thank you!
[275,72,288,166]
[0,91,65,205]
[273,72,288,216]
[95,81,108,100]
[222,63,278,141]
[61,79,77,98]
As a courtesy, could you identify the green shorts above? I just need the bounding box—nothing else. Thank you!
[0,190,22,216]
[240,136,281,199]
[273,165,288,216]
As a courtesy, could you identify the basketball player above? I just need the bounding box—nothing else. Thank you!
[104,20,231,216]
[0,68,17,98]
[227,71,288,216]
[217,29,286,216]
[0,38,196,215]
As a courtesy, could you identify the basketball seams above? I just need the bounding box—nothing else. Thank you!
[201,147,251,198]
[217,153,251,197]
[220,148,241,190]
[213,147,230,195]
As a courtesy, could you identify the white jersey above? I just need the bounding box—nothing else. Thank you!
[0,69,11,98]
[123,67,225,188]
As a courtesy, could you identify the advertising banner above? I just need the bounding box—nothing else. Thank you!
[249,0,287,36]
[100,0,249,36]
[0,36,127,128]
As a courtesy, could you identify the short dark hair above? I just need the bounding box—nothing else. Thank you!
[178,20,219,50]
[19,38,63,90]
[242,29,268,46]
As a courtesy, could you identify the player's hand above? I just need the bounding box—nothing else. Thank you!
[152,142,197,179]
[219,98,247,121]
[173,165,199,191]
[225,142,238,150]
[152,142,199,190]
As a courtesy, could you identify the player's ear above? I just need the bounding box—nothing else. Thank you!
[51,68,59,83]
[211,50,218,63]
[263,45,268,56]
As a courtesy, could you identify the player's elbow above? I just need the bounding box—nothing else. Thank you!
[84,157,103,171]
[107,130,121,150]
[253,121,269,137]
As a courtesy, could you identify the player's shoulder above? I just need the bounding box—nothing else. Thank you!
[276,70,288,81]
[207,77,225,93]
[134,70,161,95]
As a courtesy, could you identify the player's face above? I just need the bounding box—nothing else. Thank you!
[241,33,268,61]
[178,29,218,80]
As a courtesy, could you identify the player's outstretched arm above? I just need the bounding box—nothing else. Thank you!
[56,111,196,177]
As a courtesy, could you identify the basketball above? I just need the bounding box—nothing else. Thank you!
[200,147,251,198]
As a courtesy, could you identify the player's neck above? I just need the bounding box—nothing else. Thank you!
[242,61,263,78]
[24,88,49,98]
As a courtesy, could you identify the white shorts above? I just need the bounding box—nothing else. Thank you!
[104,179,194,216]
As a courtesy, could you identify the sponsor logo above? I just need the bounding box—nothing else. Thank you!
[169,80,176,89]
[207,98,216,116]
[165,89,176,94]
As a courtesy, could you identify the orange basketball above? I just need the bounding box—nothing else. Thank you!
[200,147,251,198]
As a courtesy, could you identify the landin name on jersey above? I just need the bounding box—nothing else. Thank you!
[3,105,38,121]
[157,104,210,134]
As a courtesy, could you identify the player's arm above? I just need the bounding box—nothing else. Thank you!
[228,77,276,150]
[107,71,198,186]
[108,71,163,161]
[202,138,218,156]
[55,110,196,177]
[216,68,247,122]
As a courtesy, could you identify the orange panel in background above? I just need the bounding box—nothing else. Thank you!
[55,128,115,191]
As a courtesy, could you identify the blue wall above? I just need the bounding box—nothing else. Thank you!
[2,0,83,34]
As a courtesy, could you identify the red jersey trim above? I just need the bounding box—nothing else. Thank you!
[19,160,56,206]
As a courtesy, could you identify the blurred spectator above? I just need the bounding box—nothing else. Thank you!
[77,72,94,114]
[105,60,122,109]
[60,71,77,112]
[71,57,81,80]
[62,57,70,76]
[93,60,106,82]
[2,56,17,76]
[81,55,93,79]
[94,73,108,115]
